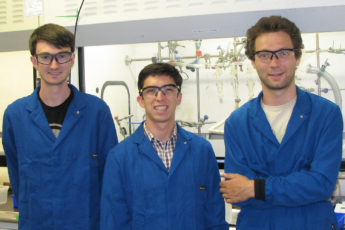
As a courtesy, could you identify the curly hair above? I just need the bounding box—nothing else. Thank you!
[245,16,304,61]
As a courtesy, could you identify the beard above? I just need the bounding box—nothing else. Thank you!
[259,70,296,91]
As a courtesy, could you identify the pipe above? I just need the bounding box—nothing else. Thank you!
[306,66,342,110]
[100,81,132,134]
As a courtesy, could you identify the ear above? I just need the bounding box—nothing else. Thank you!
[137,95,145,108]
[71,53,75,66]
[177,92,182,105]
[296,56,301,66]
[251,59,256,69]
[30,56,38,70]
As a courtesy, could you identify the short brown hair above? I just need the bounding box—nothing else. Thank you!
[245,16,304,61]
[29,23,75,56]
[137,63,183,92]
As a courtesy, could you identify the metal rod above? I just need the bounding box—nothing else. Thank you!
[157,42,162,63]
[316,33,321,96]
[33,67,38,89]
[78,47,86,92]
[196,67,201,135]
[125,54,221,65]
[195,40,202,135]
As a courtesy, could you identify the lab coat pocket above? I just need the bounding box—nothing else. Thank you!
[144,185,165,213]
[195,185,207,227]
[132,210,145,230]
[143,185,166,227]
[17,175,28,225]
[90,153,100,192]
[197,185,207,205]
[18,181,54,229]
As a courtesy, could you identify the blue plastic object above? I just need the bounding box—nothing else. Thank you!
[336,213,345,230]
[11,194,18,209]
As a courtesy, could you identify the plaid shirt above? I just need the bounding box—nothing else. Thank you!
[143,123,177,170]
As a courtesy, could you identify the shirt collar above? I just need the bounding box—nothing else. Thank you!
[143,122,177,142]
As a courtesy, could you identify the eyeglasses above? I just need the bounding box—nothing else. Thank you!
[255,48,296,63]
[139,84,180,97]
[35,52,73,65]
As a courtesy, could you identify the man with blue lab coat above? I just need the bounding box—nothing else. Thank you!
[2,23,118,230]
[219,16,343,229]
[101,63,228,230]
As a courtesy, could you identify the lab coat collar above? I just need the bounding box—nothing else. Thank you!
[25,84,88,143]
[170,124,192,176]
[56,85,87,144]
[250,86,311,145]
[25,86,55,141]
[282,86,312,144]
[133,122,192,175]
[25,84,87,111]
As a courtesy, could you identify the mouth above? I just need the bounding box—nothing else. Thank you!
[154,105,168,111]
[48,72,62,77]
[268,72,283,76]
[268,72,284,79]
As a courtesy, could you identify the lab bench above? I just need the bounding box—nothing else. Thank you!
[0,193,18,230]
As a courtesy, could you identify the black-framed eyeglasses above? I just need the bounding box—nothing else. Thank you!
[254,48,296,63]
[139,84,181,97]
[35,52,73,65]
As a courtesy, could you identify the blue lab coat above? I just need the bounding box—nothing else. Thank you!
[100,123,228,230]
[2,85,118,230]
[225,87,343,229]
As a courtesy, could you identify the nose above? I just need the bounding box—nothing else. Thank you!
[155,89,166,99]
[269,54,280,66]
[49,57,59,68]
[270,53,279,61]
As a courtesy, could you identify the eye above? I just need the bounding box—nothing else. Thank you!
[164,87,175,92]
[257,52,271,59]
[39,54,51,60]
[145,88,156,94]
[278,50,290,57]
[57,53,68,58]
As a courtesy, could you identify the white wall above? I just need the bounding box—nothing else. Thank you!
[0,51,33,154]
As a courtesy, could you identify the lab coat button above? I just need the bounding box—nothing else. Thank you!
[184,141,187,144]
[76,111,80,115]
[300,115,304,119]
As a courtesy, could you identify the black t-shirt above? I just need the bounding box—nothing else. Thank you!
[38,90,74,138]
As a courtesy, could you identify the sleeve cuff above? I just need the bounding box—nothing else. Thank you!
[254,179,266,201]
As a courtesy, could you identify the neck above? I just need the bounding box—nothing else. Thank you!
[145,120,175,141]
[39,83,71,107]
[262,85,297,106]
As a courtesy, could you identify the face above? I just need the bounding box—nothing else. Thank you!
[137,74,182,127]
[251,31,300,92]
[30,40,75,87]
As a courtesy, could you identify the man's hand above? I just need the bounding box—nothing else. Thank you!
[219,173,255,203]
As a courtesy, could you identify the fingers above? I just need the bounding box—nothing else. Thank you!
[219,179,232,192]
[223,173,232,179]
[223,173,237,179]
[219,180,228,188]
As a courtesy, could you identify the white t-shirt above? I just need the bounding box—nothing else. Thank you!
[261,97,297,143]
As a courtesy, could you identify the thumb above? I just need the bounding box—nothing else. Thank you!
[223,173,235,179]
